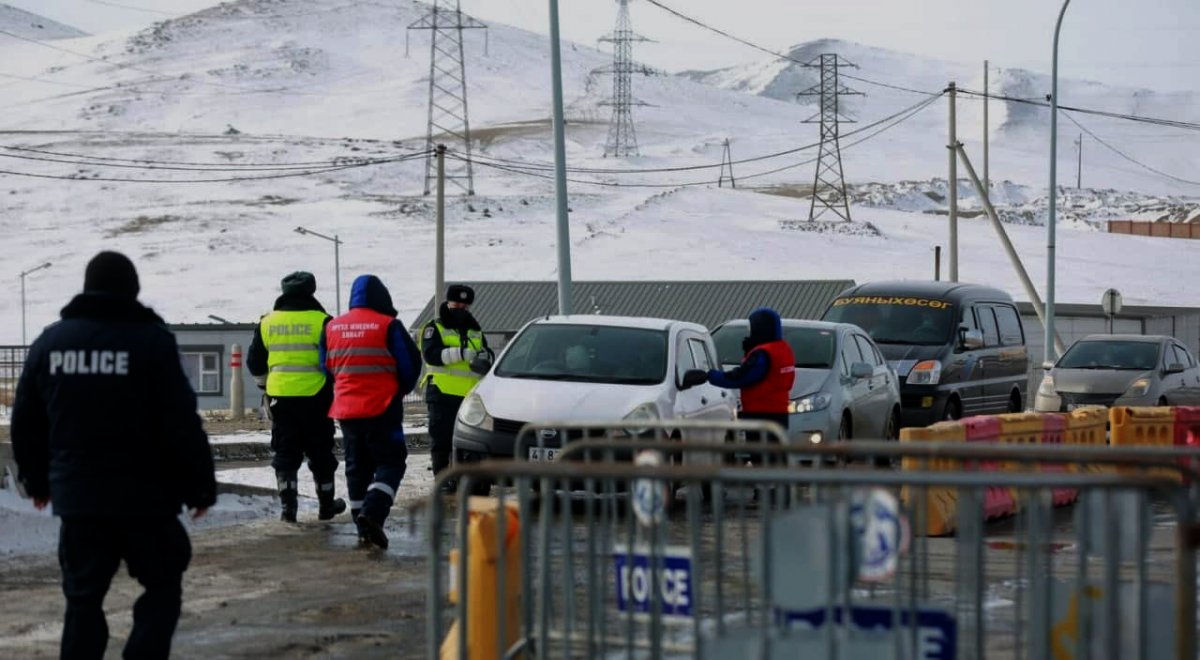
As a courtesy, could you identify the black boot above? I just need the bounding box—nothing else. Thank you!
[356,516,389,550]
[277,472,298,523]
[316,482,346,521]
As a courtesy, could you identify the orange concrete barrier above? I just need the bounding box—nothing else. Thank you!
[900,421,964,536]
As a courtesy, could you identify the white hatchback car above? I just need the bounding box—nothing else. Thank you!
[452,315,736,493]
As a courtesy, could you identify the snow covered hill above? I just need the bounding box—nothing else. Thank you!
[0,3,86,40]
[0,1,1197,344]
[684,38,1200,199]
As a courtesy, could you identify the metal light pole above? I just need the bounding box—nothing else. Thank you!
[294,226,343,314]
[19,262,51,346]
[548,0,573,315]
[1046,0,1071,367]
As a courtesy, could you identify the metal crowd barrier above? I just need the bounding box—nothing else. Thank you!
[425,420,1200,660]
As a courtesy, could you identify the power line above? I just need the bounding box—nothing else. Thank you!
[0,150,403,173]
[467,93,942,177]
[0,144,404,169]
[1060,111,1200,187]
[641,0,940,97]
[957,88,1200,133]
[0,151,429,183]
[446,92,943,188]
[83,0,177,15]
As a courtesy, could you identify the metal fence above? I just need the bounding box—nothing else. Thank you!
[425,420,1199,660]
[0,346,27,418]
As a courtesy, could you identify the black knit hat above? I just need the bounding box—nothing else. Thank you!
[446,284,475,305]
[280,271,317,296]
[83,251,140,298]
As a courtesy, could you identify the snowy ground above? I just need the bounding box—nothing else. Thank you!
[0,434,434,557]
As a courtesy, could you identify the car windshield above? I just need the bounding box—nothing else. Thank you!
[822,296,955,346]
[712,325,836,369]
[1058,340,1160,370]
[495,323,668,385]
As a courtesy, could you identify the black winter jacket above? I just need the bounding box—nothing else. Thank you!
[11,293,217,517]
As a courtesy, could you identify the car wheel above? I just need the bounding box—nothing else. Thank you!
[1007,391,1023,413]
[838,414,852,441]
[1158,396,1169,407]
[875,408,901,468]
[943,398,962,421]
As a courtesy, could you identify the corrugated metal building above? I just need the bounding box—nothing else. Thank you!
[411,280,857,346]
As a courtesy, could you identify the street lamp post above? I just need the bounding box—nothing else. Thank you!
[19,262,51,346]
[294,226,342,314]
[1046,0,1071,367]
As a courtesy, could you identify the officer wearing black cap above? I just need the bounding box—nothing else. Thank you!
[420,284,493,482]
[11,250,215,659]
[247,271,346,523]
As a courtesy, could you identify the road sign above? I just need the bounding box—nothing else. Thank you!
[777,603,958,659]
[1101,288,1122,316]
[850,488,909,582]
[631,450,668,526]
[613,544,693,620]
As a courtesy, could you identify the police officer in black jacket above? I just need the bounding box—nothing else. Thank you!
[11,251,216,660]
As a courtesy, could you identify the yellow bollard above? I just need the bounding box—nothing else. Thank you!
[441,496,522,660]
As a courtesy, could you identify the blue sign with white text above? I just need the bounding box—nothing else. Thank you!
[613,545,693,619]
[777,604,957,659]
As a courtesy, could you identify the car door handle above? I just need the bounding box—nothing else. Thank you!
[720,391,727,398]
[701,397,708,405]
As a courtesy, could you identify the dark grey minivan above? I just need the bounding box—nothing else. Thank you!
[821,281,1029,427]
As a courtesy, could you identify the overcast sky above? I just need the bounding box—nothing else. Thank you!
[9,0,1199,93]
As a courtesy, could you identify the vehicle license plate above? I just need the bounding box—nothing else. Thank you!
[528,447,561,462]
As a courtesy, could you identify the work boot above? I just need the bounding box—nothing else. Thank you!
[356,516,389,550]
[277,472,299,523]
[316,482,347,521]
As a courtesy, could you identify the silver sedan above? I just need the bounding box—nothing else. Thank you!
[1034,334,1200,411]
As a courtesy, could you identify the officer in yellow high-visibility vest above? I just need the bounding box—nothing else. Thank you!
[247,271,346,522]
[421,284,493,486]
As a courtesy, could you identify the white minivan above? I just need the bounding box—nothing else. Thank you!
[452,315,736,493]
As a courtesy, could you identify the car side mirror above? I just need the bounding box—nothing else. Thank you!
[1165,363,1185,375]
[680,369,709,390]
[961,329,984,350]
[849,362,874,380]
[1041,361,1056,371]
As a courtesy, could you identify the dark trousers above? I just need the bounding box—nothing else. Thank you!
[58,516,192,660]
[426,387,464,475]
[269,393,338,484]
[740,411,789,465]
[341,408,408,525]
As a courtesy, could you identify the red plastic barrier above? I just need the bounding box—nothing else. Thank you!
[1173,407,1200,484]
[1040,414,1077,505]
[959,416,1016,519]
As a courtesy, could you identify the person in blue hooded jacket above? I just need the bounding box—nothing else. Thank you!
[707,307,796,459]
[319,275,421,550]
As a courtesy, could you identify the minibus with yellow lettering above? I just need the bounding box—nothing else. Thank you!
[821,281,1028,428]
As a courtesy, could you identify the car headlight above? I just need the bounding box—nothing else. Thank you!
[788,393,832,414]
[907,360,942,385]
[1038,374,1056,397]
[457,393,494,431]
[620,402,660,437]
[1125,378,1152,398]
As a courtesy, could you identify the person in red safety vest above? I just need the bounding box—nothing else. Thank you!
[707,307,795,464]
[320,275,421,550]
